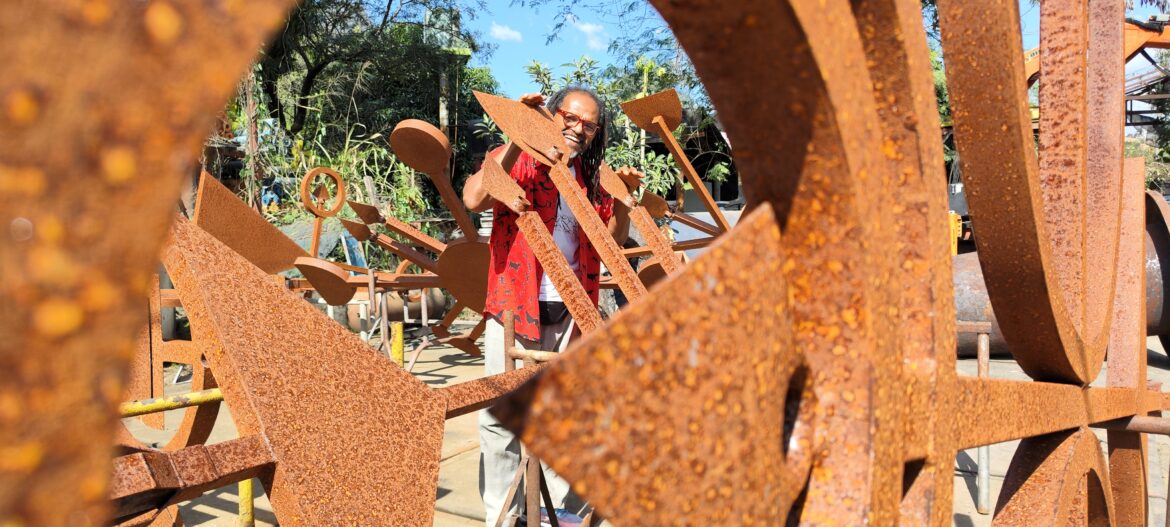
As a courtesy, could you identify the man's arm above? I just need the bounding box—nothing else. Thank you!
[463,143,522,212]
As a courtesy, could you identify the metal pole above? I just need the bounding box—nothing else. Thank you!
[238,478,255,527]
[391,321,405,367]
[976,332,991,515]
[119,388,224,418]
[1094,415,1170,435]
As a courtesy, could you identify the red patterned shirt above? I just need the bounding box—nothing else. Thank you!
[483,148,614,341]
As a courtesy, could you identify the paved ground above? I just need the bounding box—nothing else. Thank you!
[124,328,1170,526]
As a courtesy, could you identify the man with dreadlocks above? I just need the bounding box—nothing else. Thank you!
[462,86,640,525]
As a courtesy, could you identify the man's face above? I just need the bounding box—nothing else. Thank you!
[557,91,600,157]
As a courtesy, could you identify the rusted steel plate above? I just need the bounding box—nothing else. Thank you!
[110,436,275,521]
[436,238,490,313]
[120,273,220,451]
[1038,0,1089,332]
[599,162,681,276]
[390,120,480,238]
[294,257,356,305]
[439,366,545,419]
[938,0,1119,384]
[952,379,1085,449]
[640,0,908,521]
[850,0,957,521]
[193,173,307,274]
[390,119,450,178]
[545,163,647,300]
[1107,158,1149,526]
[1084,0,1126,360]
[482,157,604,332]
[628,90,733,234]
[473,92,565,166]
[994,428,1114,523]
[0,1,293,522]
[620,88,682,133]
[370,232,440,274]
[165,219,447,525]
[493,205,811,524]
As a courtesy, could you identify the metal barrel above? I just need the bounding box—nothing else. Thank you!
[957,193,1170,356]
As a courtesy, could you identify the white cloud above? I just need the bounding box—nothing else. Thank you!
[489,22,522,43]
[567,15,607,51]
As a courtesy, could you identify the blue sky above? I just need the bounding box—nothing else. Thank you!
[466,2,1170,97]
[465,3,624,98]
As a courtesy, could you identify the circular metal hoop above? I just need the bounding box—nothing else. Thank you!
[300,166,346,218]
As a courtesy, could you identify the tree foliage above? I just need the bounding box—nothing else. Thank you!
[228,0,502,244]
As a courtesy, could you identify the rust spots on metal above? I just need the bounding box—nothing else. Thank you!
[619,88,682,133]
[294,257,356,305]
[166,218,449,525]
[193,172,307,274]
[1,0,294,521]
[599,162,681,276]
[624,89,733,234]
[473,92,565,166]
[494,205,805,524]
[939,0,1119,384]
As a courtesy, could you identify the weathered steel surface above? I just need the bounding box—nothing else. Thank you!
[110,436,274,522]
[293,256,356,305]
[485,0,1156,525]
[390,120,479,238]
[493,205,810,524]
[473,92,566,166]
[167,219,449,525]
[599,162,681,276]
[193,173,308,274]
[619,89,682,133]
[995,428,1113,523]
[940,0,1120,385]
[387,119,491,317]
[1,1,293,523]
[10,0,1170,525]
[1108,157,1149,527]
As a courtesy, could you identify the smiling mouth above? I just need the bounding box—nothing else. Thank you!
[563,132,582,148]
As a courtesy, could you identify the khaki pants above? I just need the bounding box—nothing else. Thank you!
[479,314,585,526]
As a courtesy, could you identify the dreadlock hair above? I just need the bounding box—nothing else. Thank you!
[546,86,609,204]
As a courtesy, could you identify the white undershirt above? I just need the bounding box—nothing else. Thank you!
[538,165,580,301]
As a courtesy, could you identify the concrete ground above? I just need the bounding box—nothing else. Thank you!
[124,329,1170,526]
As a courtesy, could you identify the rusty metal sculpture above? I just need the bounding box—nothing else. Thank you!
[491,0,1162,525]
[110,218,538,525]
[6,1,1170,526]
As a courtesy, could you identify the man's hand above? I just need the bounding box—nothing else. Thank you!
[519,93,546,108]
[614,166,646,193]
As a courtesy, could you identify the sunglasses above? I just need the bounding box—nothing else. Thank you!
[556,109,600,135]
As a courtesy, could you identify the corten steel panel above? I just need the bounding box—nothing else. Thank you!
[0,1,294,523]
[6,0,1169,525]
[493,205,810,524]
[164,219,447,526]
[192,173,308,274]
[487,0,1157,525]
[940,0,1121,385]
[1108,158,1150,527]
